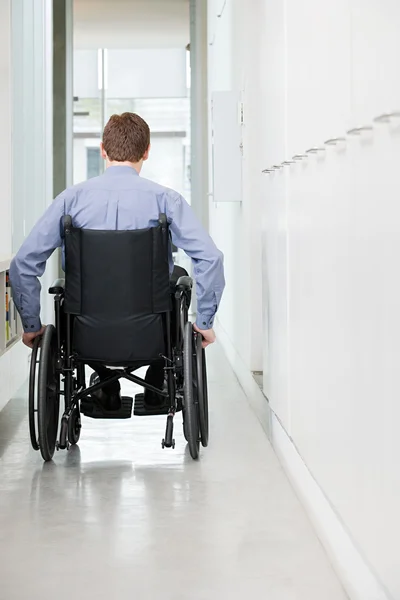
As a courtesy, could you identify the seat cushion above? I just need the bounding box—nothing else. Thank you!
[72,313,166,364]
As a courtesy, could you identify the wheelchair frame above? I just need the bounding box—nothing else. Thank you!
[29,226,209,463]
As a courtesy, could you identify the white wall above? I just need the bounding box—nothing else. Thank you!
[0,0,12,258]
[74,49,187,99]
[208,0,264,372]
[107,49,187,99]
[209,0,400,598]
[73,49,98,97]
[74,0,189,49]
[0,1,29,411]
[0,0,53,409]
[11,0,56,327]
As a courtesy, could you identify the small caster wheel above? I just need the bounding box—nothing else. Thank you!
[172,439,175,449]
[68,407,81,445]
[59,418,68,449]
[161,439,165,449]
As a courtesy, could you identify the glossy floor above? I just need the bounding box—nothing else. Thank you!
[0,344,347,600]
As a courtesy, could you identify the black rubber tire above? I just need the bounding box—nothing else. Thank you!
[38,325,60,462]
[183,414,189,442]
[195,334,209,447]
[29,336,41,451]
[68,406,81,445]
[182,375,189,442]
[183,322,199,459]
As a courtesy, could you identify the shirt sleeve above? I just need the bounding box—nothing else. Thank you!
[9,195,65,333]
[167,192,225,329]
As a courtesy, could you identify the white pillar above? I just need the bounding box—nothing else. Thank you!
[11,0,55,324]
[53,0,74,196]
[189,0,209,317]
[190,0,209,230]
[0,0,12,257]
[53,0,73,280]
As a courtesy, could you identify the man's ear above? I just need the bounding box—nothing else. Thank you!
[100,142,107,160]
[143,144,151,162]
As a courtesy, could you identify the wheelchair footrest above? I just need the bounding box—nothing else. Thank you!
[80,396,133,419]
[134,394,182,416]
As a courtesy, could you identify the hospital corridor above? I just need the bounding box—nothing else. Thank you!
[0,1,399,599]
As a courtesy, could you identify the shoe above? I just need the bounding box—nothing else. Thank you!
[90,374,122,411]
[143,389,166,409]
[92,388,122,412]
[143,372,168,409]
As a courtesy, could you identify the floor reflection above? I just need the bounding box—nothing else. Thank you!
[0,345,347,600]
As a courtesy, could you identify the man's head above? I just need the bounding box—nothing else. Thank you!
[101,112,151,171]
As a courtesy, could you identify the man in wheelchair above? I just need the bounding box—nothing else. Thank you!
[9,112,225,461]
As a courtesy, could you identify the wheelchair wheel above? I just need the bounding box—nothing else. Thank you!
[29,336,42,451]
[37,325,60,462]
[195,334,209,447]
[68,406,81,445]
[183,322,199,459]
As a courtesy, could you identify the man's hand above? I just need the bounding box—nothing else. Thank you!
[23,326,46,349]
[193,324,216,348]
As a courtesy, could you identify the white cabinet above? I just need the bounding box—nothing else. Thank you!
[261,0,289,426]
[259,2,400,596]
[286,0,321,157]
[318,0,352,140]
[286,0,351,158]
[287,145,357,472]
[260,0,286,166]
[351,0,400,125]
[262,171,290,430]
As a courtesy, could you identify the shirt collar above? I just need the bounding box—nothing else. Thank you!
[104,165,139,176]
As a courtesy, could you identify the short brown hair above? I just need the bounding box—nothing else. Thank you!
[102,112,150,163]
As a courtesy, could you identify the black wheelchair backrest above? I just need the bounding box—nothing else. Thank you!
[63,215,171,365]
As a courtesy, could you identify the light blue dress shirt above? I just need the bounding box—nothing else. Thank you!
[10,166,225,333]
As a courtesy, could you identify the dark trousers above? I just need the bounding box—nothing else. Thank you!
[90,265,190,396]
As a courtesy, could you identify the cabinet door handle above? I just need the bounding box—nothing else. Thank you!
[282,161,295,166]
[346,126,373,135]
[272,165,283,169]
[306,147,325,154]
[373,111,400,123]
[262,169,274,173]
[217,0,227,17]
[324,137,346,145]
[292,154,308,160]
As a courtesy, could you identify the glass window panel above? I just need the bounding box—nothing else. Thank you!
[73,98,102,134]
[105,98,190,132]
[74,50,99,98]
[87,147,101,179]
[107,49,187,99]
[72,49,191,201]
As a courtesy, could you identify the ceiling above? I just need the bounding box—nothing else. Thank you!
[73,0,190,49]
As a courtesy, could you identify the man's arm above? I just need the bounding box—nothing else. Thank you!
[167,192,225,334]
[9,196,65,336]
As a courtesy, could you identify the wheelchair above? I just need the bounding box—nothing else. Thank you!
[28,214,209,462]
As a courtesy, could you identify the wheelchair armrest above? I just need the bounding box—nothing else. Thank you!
[49,278,65,295]
[176,276,193,292]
